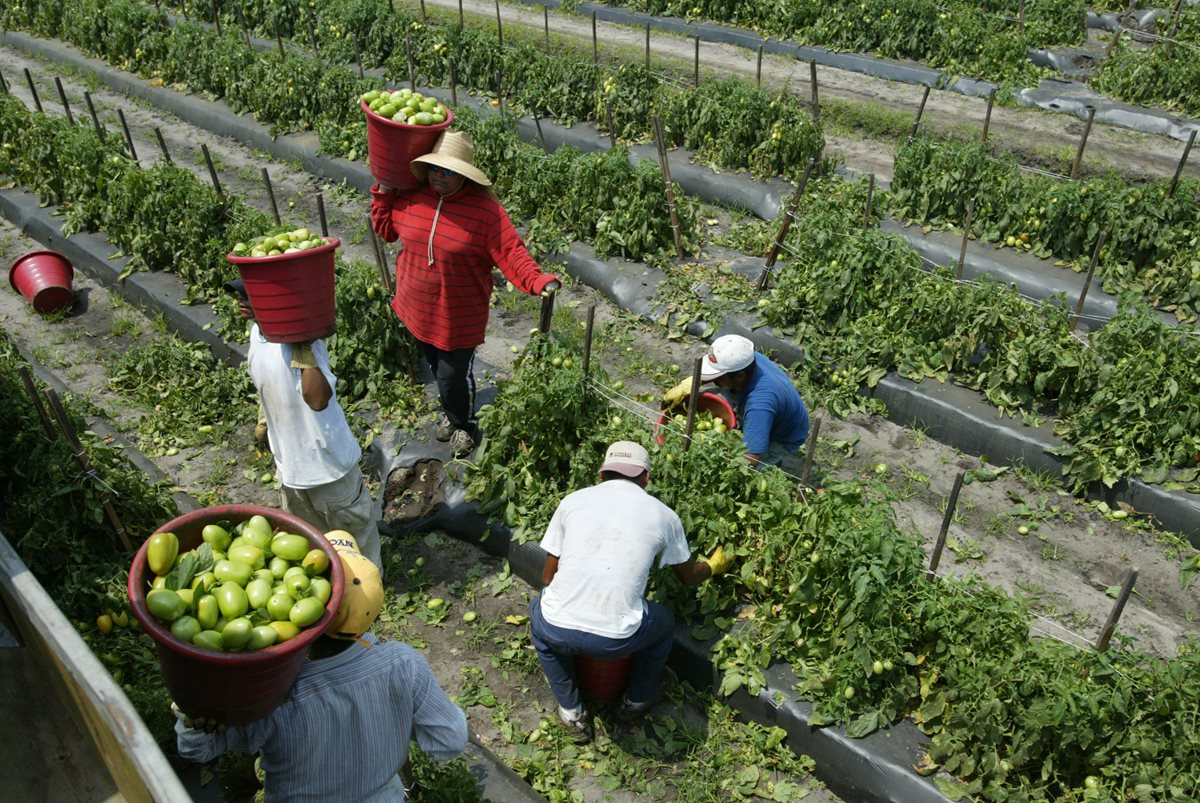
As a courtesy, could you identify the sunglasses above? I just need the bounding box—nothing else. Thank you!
[428,165,458,177]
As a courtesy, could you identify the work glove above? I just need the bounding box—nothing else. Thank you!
[290,341,318,370]
[540,279,562,298]
[254,402,268,447]
[662,376,694,407]
[172,702,225,734]
[703,546,733,577]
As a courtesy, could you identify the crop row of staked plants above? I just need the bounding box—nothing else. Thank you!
[1091,8,1200,117]
[889,134,1200,321]
[0,92,422,419]
[731,174,1200,494]
[585,0,1083,91]
[465,329,1200,803]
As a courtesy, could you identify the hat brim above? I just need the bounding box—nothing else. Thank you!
[700,363,727,381]
[410,153,492,187]
[600,461,648,478]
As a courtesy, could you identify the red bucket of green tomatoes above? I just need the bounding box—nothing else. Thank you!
[360,88,453,190]
[128,505,344,725]
[227,230,339,344]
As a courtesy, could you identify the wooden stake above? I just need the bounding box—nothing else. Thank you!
[369,223,394,294]
[1168,0,1185,37]
[118,109,138,163]
[809,60,821,128]
[982,87,997,144]
[1095,567,1138,652]
[956,199,976,280]
[406,36,416,90]
[1070,231,1107,331]
[1166,129,1195,199]
[800,418,822,488]
[83,92,105,141]
[235,4,251,48]
[1105,26,1123,59]
[683,358,703,452]
[907,85,930,142]
[307,18,319,59]
[605,101,616,148]
[24,68,42,113]
[652,116,685,260]
[420,0,427,22]
[532,112,547,151]
[1018,0,1025,32]
[694,37,700,86]
[761,159,815,285]
[261,167,280,225]
[213,0,221,36]
[449,60,458,106]
[496,69,504,116]
[537,292,554,335]
[645,24,651,70]
[544,7,550,50]
[496,0,503,50]
[54,76,74,125]
[202,144,223,196]
[352,32,364,79]
[592,12,598,65]
[458,0,463,27]
[1069,105,1096,180]
[927,471,965,579]
[581,304,596,397]
[756,44,763,88]
[154,127,173,164]
[273,18,285,58]
[316,193,328,237]
[863,174,875,231]
[18,366,57,439]
[0,69,8,95]
[44,389,134,553]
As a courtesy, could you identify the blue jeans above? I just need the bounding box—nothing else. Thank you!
[529,594,674,711]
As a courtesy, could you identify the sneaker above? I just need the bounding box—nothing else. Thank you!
[448,428,476,458]
[559,709,594,744]
[434,414,454,442]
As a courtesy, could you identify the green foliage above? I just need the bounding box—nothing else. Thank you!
[1091,10,1200,117]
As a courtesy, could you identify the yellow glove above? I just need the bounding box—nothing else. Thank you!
[290,341,318,370]
[662,376,694,407]
[703,546,733,577]
[254,402,268,447]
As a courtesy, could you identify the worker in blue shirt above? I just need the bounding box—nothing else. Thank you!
[664,334,809,467]
[174,532,467,801]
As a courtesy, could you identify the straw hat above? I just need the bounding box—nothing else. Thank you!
[410,131,492,187]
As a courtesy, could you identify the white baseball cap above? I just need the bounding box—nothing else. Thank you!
[600,441,651,478]
[700,335,755,381]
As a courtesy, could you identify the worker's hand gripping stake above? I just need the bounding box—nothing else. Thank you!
[662,376,694,407]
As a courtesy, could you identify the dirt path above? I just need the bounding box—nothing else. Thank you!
[429,0,1199,183]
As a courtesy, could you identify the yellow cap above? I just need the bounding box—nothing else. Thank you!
[323,531,384,640]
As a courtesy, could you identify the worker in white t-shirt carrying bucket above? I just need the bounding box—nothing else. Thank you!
[528,441,734,744]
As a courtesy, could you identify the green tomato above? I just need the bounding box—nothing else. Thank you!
[221,617,254,650]
[216,582,249,620]
[146,589,187,623]
[192,630,224,652]
[289,597,325,628]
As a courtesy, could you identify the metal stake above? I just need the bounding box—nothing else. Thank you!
[262,167,281,225]
[18,366,57,439]
[154,127,173,164]
[317,193,328,237]
[908,85,930,141]
[799,418,822,488]
[202,143,223,196]
[982,87,997,144]
[956,199,976,280]
[54,76,74,125]
[927,471,965,579]
[1070,231,1107,331]
[1167,129,1195,199]
[652,116,685,259]
[760,159,815,287]
[83,92,105,140]
[118,109,138,163]
[1069,106,1096,180]
[24,68,42,113]
[1095,568,1138,652]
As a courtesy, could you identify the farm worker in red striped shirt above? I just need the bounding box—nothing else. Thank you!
[370,131,560,457]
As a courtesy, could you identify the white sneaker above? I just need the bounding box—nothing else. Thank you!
[434,414,454,442]
[448,429,476,457]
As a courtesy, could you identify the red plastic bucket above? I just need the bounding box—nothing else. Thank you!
[8,250,75,314]
[655,391,737,445]
[227,238,339,344]
[577,654,631,704]
[361,100,454,190]
[128,505,345,726]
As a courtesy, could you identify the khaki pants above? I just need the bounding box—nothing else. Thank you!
[281,466,380,568]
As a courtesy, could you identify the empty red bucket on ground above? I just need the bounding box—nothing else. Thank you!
[8,250,75,314]
[361,101,454,190]
[227,238,339,344]
[654,391,737,445]
[128,504,344,726]
[577,654,631,704]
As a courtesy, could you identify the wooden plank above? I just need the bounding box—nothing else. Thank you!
[0,531,190,802]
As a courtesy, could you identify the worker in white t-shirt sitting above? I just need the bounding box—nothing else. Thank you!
[528,441,733,744]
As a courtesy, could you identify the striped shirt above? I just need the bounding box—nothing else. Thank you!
[176,634,467,802]
[370,183,557,351]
